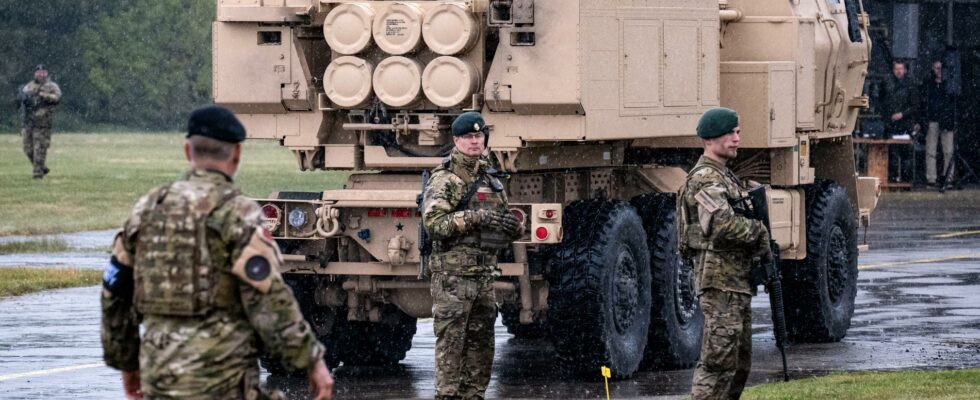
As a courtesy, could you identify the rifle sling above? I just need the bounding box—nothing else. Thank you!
[453,175,485,213]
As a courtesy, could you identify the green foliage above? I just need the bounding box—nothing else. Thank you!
[79,0,214,128]
[0,0,214,131]
[743,369,980,400]
[0,267,103,298]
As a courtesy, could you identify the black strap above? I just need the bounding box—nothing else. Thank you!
[453,174,485,213]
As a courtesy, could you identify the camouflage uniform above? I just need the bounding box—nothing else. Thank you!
[20,77,61,178]
[422,149,516,400]
[678,155,769,400]
[101,168,325,400]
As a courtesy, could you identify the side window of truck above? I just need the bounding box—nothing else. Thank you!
[844,0,864,43]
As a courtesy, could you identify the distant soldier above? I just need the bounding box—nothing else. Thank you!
[422,112,523,399]
[19,64,62,179]
[677,108,772,400]
[100,106,333,400]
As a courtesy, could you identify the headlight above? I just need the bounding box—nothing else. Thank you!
[288,208,308,228]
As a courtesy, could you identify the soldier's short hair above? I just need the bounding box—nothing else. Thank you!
[188,135,235,161]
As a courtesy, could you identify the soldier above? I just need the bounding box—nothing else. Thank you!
[422,112,523,399]
[677,108,772,400]
[19,64,62,179]
[100,106,333,400]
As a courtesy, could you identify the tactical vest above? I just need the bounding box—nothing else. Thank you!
[133,180,240,317]
[677,162,745,256]
[433,161,511,252]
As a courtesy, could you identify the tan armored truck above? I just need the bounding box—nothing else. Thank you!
[213,0,879,378]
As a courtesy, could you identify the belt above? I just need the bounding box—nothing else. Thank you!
[429,253,497,268]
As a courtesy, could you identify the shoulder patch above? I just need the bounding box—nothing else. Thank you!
[244,256,271,281]
[231,229,282,294]
[694,189,722,213]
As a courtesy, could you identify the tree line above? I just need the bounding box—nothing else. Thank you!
[2,0,213,132]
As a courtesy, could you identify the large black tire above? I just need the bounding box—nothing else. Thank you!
[781,181,859,342]
[548,199,652,378]
[631,193,703,370]
[499,303,548,338]
[331,304,417,366]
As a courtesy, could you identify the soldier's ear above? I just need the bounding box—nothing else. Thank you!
[183,141,192,162]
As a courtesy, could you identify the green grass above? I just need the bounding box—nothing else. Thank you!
[0,267,104,297]
[0,237,72,254]
[743,369,980,400]
[0,133,348,235]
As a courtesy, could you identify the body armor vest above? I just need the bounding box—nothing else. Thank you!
[133,180,239,316]
[433,161,511,252]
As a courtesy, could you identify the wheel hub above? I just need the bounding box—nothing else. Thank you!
[612,249,639,334]
[675,257,698,324]
[827,223,850,304]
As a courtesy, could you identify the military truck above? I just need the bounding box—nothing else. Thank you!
[213,0,879,378]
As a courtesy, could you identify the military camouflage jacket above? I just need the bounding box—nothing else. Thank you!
[21,78,61,125]
[422,150,512,276]
[677,156,767,295]
[101,169,324,399]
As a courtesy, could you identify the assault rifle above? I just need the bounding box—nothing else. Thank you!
[17,85,36,126]
[737,186,790,382]
[417,169,432,279]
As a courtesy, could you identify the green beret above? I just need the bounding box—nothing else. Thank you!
[186,106,246,143]
[696,107,739,139]
[451,112,487,137]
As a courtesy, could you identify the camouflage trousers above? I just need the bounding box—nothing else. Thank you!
[431,272,497,400]
[691,288,752,400]
[22,123,52,178]
[141,364,286,400]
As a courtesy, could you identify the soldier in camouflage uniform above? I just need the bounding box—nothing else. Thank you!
[19,64,62,179]
[101,106,334,400]
[422,112,523,400]
[677,108,772,400]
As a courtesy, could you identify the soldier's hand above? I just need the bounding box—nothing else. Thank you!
[754,229,774,262]
[308,359,334,400]
[477,209,521,233]
[121,370,143,400]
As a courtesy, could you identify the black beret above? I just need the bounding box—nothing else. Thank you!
[451,112,487,137]
[186,106,246,143]
[35,64,46,71]
[696,107,739,139]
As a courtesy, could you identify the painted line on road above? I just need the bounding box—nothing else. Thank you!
[0,363,103,382]
[931,229,980,239]
[859,253,980,270]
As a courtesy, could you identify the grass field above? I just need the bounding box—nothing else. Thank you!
[742,369,980,400]
[0,267,103,297]
[0,237,72,254]
[0,133,348,235]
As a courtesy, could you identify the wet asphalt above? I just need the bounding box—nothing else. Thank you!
[2,189,980,399]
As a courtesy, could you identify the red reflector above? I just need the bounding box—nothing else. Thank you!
[367,208,386,217]
[535,227,549,240]
[261,204,281,219]
[510,208,526,225]
[391,209,412,218]
[545,209,556,219]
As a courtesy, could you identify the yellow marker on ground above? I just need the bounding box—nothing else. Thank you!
[601,366,611,400]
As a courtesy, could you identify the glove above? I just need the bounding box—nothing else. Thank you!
[475,208,521,234]
[753,228,774,262]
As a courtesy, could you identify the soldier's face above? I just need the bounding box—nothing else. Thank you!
[706,128,740,160]
[893,63,906,79]
[453,131,486,157]
[34,70,47,81]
